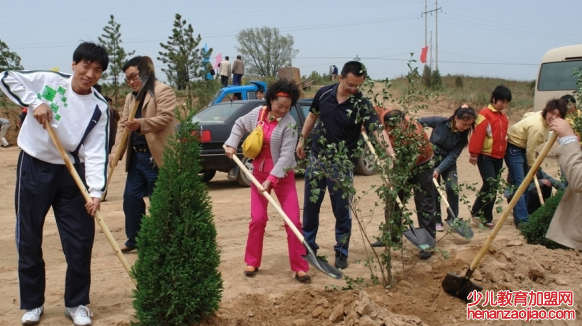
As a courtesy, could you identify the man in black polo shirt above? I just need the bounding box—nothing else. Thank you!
[296,61,378,269]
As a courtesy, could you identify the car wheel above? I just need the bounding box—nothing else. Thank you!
[236,157,253,187]
[355,147,376,175]
[199,169,216,183]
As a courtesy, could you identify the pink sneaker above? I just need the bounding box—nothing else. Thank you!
[484,222,495,229]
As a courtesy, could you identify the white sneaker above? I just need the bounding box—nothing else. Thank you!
[65,305,93,325]
[22,306,44,325]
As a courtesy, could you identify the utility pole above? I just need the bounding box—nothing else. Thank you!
[421,1,442,68]
[435,0,441,71]
[423,0,427,47]
[429,32,433,69]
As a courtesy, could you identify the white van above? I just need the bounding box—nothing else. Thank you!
[534,44,582,111]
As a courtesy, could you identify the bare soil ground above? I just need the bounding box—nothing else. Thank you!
[1,101,580,325]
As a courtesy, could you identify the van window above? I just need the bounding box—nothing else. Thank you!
[538,60,582,91]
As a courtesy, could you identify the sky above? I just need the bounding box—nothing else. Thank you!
[1,0,581,84]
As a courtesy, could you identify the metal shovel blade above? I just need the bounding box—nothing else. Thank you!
[302,242,343,280]
[403,224,435,250]
[136,56,156,100]
[445,218,474,239]
[442,271,483,301]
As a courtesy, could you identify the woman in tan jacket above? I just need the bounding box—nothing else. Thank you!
[546,117,582,250]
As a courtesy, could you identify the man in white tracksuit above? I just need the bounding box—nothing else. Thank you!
[0,42,109,326]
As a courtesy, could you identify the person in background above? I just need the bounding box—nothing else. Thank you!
[19,107,28,127]
[256,89,264,100]
[224,79,310,283]
[504,99,567,227]
[468,85,511,229]
[110,55,177,253]
[526,164,566,214]
[232,55,244,86]
[546,117,582,250]
[418,105,477,231]
[296,61,378,269]
[0,117,10,147]
[373,109,436,259]
[332,65,338,82]
[0,41,109,326]
[561,94,580,144]
[218,56,231,87]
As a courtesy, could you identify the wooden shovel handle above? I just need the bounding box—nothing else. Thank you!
[432,178,452,209]
[467,133,557,273]
[225,146,306,242]
[102,100,141,200]
[45,121,136,286]
[533,177,545,205]
[361,131,403,209]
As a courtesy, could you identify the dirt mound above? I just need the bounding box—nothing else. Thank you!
[198,237,581,326]
[200,288,427,326]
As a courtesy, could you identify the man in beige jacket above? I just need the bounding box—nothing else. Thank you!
[110,56,177,252]
[546,117,582,250]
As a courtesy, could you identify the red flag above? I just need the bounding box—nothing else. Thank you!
[420,46,429,64]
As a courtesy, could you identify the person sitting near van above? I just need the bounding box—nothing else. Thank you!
[469,85,511,229]
[504,99,567,227]
[526,164,566,214]
[561,94,580,142]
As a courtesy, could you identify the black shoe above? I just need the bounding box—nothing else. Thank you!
[334,251,348,269]
[121,246,135,253]
[371,240,385,247]
[419,250,432,260]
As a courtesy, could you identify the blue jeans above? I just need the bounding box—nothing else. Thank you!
[123,151,159,247]
[302,155,353,257]
[232,74,242,86]
[504,145,529,225]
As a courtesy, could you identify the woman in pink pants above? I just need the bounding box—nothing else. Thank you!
[224,79,310,283]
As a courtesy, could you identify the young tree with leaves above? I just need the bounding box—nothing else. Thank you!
[131,108,223,325]
[158,13,210,103]
[0,39,23,71]
[235,27,298,77]
[97,15,135,102]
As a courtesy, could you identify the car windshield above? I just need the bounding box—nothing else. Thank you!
[193,102,247,123]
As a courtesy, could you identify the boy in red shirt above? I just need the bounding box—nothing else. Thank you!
[468,85,511,229]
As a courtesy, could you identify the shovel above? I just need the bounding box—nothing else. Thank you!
[361,131,435,250]
[102,56,156,200]
[45,121,136,286]
[442,133,557,300]
[533,177,545,205]
[225,146,343,279]
[432,178,474,239]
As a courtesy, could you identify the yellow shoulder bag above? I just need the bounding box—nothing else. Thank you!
[242,107,267,158]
